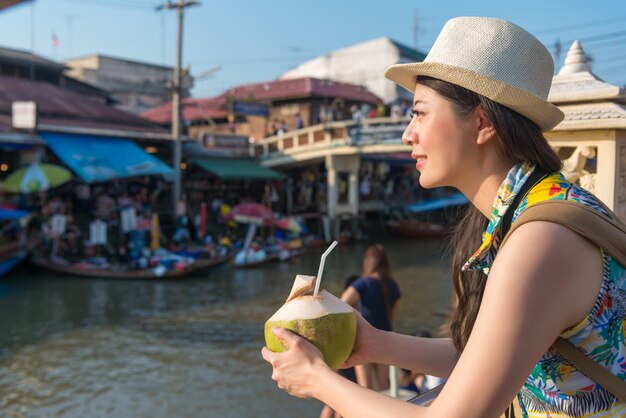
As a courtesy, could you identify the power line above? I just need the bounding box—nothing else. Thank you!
[582,39,626,50]
[534,16,626,35]
[599,63,626,75]
[192,54,317,67]
[576,30,626,44]
[59,0,154,11]
[594,56,626,66]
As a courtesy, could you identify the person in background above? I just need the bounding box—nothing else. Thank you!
[375,100,386,118]
[94,189,115,222]
[117,191,133,209]
[296,113,304,130]
[341,244,400,391]
[74,182,91,215]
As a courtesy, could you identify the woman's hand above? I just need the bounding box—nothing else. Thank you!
[261,327,329,398]
[339,312,381,369]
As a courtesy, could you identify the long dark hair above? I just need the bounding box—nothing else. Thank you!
[414,76,562,352]
[362,244,394,319]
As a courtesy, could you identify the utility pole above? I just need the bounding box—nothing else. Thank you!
[157,0,200,214]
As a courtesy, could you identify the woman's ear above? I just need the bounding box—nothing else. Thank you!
[474,104,496,145]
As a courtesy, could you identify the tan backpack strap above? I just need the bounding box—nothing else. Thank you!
[501,199,626,402]
[554,337,626,403]
[500,200,626,267]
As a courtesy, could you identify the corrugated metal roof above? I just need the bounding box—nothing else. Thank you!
[143,77,380,124]
[0,46,65,72]
[223,77,379,103]
[0,75,168,135]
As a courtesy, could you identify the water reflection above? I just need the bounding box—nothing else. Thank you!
[0,238,451,417]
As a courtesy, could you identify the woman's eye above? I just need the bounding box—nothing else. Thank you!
[410,110,421,118]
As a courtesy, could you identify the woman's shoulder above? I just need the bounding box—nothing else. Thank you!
[351,276,386,293]
[351,276,373,287]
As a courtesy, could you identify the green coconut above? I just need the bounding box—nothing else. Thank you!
[265,274,356,369]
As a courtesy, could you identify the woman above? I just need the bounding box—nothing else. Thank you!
[341,244,401,391]
[262,17,626,417]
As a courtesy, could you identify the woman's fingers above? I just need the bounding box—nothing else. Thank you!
[261,327,328,398]
[271,326,299,346]
[261,346,277,366]
[260,328,305,370]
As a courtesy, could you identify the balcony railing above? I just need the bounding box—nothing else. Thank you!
[251,116,410,159]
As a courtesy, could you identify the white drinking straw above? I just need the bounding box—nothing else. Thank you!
[313,240,339,297]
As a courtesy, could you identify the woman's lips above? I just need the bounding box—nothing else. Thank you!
[412,154,426,169]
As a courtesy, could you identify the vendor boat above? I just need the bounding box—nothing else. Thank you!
[0,209,31,277]
[29,252,233,280]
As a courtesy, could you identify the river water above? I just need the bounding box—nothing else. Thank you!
[0,237,452,418]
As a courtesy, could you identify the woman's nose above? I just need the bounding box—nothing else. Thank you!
[402,124,417,146]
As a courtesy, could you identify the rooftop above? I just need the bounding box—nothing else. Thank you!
[0,46,65,73]
[143,76,381,124]
[0,75,168,136]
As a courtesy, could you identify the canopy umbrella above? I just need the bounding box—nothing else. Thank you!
[229,203,275,226]
[229,203,274,252]
[2,163,72,194]
[276,216,305,234]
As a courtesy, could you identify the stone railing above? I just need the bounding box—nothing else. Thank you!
[251,116,410,159]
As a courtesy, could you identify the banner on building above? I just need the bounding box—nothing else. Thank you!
[232,100,269,117]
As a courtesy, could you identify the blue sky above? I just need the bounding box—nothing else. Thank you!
[0,0,625,98]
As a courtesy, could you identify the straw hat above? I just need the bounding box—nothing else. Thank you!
[384,17,564,132]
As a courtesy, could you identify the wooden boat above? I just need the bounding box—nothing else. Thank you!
[0,243,27,277]
[386,192,467,239]
[232,250,281,268]
[29,253,233,280]
[0,209,31,277]
[233,236,313,267]
[386,219,450,239]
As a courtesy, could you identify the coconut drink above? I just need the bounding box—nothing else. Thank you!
[264,274,356,369]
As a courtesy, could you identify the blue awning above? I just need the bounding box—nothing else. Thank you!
[0,208,30,220]
[40,132,174,183]
[405,192,469,213]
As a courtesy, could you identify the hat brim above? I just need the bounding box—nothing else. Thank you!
[385,62,564,132]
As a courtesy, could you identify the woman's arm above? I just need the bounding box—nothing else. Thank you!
[369,331,457,378]
[263,221,602,417]
[390,300,400,321]
[425,221,603,418]
[263,327,427,416]
[342,287,457,377]
[341,286,360,309]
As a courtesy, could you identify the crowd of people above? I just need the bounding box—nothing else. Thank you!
[6,175,247,273]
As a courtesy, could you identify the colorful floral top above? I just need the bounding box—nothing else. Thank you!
[463,162,626,418]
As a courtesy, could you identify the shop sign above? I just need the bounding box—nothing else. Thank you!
[12,101,38,130]
[201,133,250,156]
[232,100,269,117]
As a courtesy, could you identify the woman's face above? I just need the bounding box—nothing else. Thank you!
[402,83,479,189]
